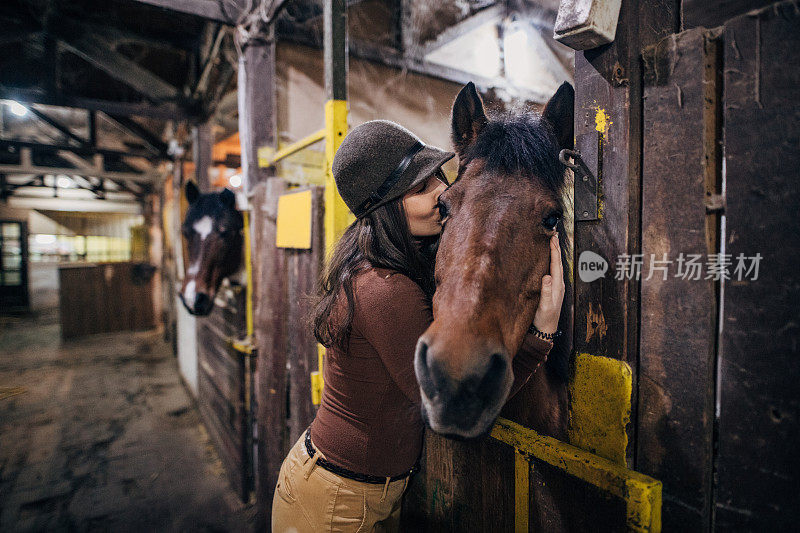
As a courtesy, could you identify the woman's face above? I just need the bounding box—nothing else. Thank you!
[402,170,449,237]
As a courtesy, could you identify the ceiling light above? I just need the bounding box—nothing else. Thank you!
[56,175,73,188]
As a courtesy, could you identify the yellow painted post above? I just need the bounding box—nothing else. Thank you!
[324,99,352,258]
[569,353,633,465]
[231,208,255,355]
[242,209,254,341]
[514,450,530,533]
[311,343,325,405]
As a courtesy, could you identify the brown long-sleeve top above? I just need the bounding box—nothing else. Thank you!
[309,265,554,477]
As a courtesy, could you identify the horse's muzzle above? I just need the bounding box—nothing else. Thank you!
[414,337,513,439]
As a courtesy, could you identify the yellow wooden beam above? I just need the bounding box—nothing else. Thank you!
[258,129,326,168]
[491,418,662,532]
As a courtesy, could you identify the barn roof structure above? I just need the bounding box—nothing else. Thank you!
[0,0,572,211]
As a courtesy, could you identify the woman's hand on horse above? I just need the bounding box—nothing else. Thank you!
[533,234,565,335]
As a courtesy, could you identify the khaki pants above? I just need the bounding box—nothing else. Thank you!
[272,431,411,533]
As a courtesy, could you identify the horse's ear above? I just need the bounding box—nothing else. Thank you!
[451,82,488,156]
[542,82,574,150]
[185,181,200,204]
[220,188,236,208]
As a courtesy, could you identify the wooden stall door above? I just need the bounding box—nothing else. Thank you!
[196,287,252,501]
[635,1,800,531]
[59,262,155,338]
[715,3,800,528]
[251,178,325,517]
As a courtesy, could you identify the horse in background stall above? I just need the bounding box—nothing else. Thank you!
[415,81,574,440]
[179,181,244,316]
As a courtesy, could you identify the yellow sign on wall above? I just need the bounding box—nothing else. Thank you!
[276,189,313,249]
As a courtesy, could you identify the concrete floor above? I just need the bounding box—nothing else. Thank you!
[0,309,256,532]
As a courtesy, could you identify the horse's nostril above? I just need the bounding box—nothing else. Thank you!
[418,341,429,371]
[477,353,508,400]
[194,293,213,314]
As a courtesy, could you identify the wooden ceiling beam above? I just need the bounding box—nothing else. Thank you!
[101,112,169,156]
[1,87,192,119]
[129,0,244,24]
[57,34,180,102]
[0,139,163,162]
[27,106,90,148]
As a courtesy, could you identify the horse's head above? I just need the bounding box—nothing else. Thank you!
[414,81,574,439]
[179,181,243,316]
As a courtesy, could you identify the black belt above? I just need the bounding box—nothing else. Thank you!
[304,429,418,484]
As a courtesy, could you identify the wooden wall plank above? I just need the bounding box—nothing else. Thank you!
[638,27,722,531]
[572,0,680,465]
[716,3,800,528]
[286,186,324,445]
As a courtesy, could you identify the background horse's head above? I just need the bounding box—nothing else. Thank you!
[179,182,243,316]
[415,81,574,439]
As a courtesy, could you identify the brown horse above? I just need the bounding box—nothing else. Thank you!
[179,181,243,315]
[414,81,574,440]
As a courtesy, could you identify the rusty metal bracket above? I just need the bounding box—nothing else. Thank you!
[561,148,599,221]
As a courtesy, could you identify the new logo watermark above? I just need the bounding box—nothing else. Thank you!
[577,251,762,283]
[578,251,608,282]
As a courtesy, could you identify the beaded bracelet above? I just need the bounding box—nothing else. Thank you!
[527,323,563,341]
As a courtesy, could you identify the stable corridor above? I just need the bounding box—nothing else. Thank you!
[0,311,255,532]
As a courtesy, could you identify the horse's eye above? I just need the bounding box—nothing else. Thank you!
[437,200,449,220]
[542,211,562,230]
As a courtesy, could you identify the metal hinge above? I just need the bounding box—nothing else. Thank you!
[560,148,599,221]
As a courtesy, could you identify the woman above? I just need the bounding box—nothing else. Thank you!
[271,120,564,532]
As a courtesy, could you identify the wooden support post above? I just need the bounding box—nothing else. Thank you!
[237,26,277,194]
[192,122,213,192]
[235,19,279,530]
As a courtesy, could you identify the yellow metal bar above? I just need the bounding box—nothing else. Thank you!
[514,450,530,533]
[231,209,256,356]
[311,343,325,405]
[491,418,662,532]
[324,99,352,259]
[243,209,254,339]
[258,129,326,168]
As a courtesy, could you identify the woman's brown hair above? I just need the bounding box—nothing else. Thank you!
[310,195,439,352]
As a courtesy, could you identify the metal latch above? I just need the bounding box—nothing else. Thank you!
[560,148,599,221]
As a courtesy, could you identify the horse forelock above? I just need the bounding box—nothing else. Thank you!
[462,110,566,203]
